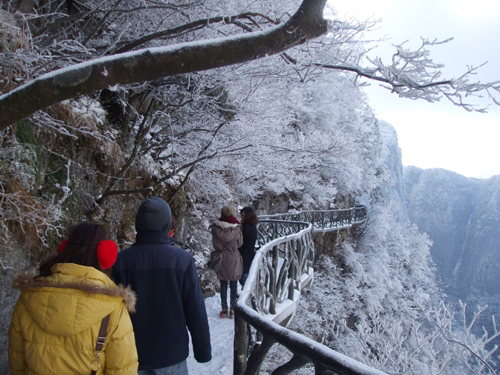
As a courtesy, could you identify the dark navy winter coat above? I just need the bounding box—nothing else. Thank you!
[112,197,211,370]
[238,222,258,274]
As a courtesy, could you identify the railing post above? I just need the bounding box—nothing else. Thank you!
[288,240,296,301]
[243,336,276,375]
[314,363,333,375]
[234,310,248,375]
[270,244,279,314]
[271,355,310,375]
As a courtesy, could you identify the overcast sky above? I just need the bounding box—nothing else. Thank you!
[328,0,500,179]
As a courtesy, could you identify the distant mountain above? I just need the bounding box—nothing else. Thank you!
[403,166,500,299]
[454,175,500,296]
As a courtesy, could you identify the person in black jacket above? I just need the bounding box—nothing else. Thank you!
[112,197,211,374]
[238,207,259,287]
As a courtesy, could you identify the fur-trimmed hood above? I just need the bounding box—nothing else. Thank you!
[12,273,136,312]
[12,263,136,336]
[210,220,240,231]
[210,220,241,243]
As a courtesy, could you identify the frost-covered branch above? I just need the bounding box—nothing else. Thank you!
[113,12,279,54]
[0,0,329,129]
[0,257,13,270]
[310,38,500,112]
[424,302,499,374]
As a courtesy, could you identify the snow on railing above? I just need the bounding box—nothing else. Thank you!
[233,205,387,375]
[244,220,314,318]
[260,205,367,233]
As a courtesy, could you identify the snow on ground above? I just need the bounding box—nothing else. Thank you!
[187,268,314,374]
[187,293,234,374]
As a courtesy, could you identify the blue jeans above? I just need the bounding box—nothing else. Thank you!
[138,360,188,375]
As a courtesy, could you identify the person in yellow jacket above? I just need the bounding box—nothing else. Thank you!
[8,222,139,375]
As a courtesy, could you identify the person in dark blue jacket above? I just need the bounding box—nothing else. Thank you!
[238,207,259,287]
[112,197,211,375]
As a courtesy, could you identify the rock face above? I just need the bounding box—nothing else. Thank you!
[454,175,500,297]
[403,167,500,299]
[379,121,408,222]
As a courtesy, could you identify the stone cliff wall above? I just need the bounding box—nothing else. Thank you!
[403,167,500,299]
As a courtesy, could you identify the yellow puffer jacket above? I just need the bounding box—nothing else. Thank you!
[8,263,139,375]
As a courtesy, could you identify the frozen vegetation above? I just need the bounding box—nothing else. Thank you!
[1,0,499,374]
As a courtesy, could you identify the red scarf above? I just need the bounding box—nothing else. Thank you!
[219,216,240,224]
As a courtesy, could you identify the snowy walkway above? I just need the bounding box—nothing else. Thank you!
[187,293,234,374]
[187,266,313,373]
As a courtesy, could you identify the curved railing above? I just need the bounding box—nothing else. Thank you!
[233,205,387,375]
[242,220,315,320]
[260,205,367,233]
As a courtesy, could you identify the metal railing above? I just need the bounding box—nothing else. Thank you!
[260,205,367,233]
[242,220,314,319]
[233,205,387,375]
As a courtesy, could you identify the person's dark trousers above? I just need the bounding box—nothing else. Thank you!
[239,273,248,288]
[220,280,238,309]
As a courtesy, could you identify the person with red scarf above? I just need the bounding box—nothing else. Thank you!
[210,206,243,318]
